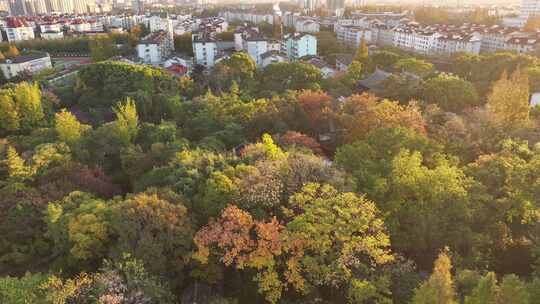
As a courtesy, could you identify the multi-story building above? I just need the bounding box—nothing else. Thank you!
[521,0,540,19]
[41,30,63,39]
[137,30,173,64]
[148,13,173,34]
[335,24,373,47]
[6,17,34,42]
[69,19,103,33]
[192,33,218,67]
[233,26,272,66]
[39,21,62,33]
[295,18,320,33]
[0,52,51,79]
[281,32,317,61]
[504,35,540,53]
[195,17,228,33]
[220,10,274,25]
[243,36,268,66]
[434,33,482,55]
[479,25,521,53]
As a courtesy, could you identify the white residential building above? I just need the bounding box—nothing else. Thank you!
[137,30,174,64]
[6,17,34,42]
[295,18,320,33]
[69,19,104,33]
[504,35,540,53]
[220,10,274,25]
[0,52,52,79]
[521,0,540,19]
[434,34,482,55]
[282,32,317,61]
[479,26,521,53]
[335,24,373,47]
[39,22,62,33]
[148,13,174,37]
[195,17,228,33]
[244,37,268,66]
[41,30,64,39]
[193,34,218,67]
[233,26,272,65]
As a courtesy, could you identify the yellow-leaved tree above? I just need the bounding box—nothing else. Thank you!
[412,249,456,304]
[487,69,530,129]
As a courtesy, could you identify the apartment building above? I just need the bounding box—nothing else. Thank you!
[479,26,520,53]
[434,34,482,55]
[295,18,320,33]
[233,26,272,65]
[504,35,540,53]
[148,13,173,36]
[137,30,174,64]
[281,32,317,61]
[0,52,51,79]
[192,34,218,67]
[220,10,274,25]
[335,24,373,47]
[6,17,33,42]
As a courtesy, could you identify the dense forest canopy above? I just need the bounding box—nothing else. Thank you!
[2,48,540,303]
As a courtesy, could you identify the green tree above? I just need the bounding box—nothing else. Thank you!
[89,36,115,62]
[173,33,194,56]
[487,69,530,129]
[413,250,456,304]
[0,273,49,304]
[285,183,394,302]
[5,146,33,181]
[111,189,195,286]
[335,127,439,198]
[354,36,369,62]
[342,60,363,89]
[386,150,472,268]
[370,50,402,70]
[422,73,479,113]
[0,94,19,131]
[259,62,322,95]
[394,58,434,76]
[113,97,139,145]
[46,191,112,263]
[218,52,257,87]
[498,274,529,304]
[55,109,87,144]
[464,272,498,304]
[13,82,44,130]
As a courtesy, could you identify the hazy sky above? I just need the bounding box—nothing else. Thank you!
[360,0,520,5]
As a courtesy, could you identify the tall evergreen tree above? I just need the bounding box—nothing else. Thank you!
[354,36,369,63]
[498,275,529,304]
[464,272,498,304]
[412,250,456,304]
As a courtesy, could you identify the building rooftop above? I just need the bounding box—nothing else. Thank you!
[140,30,169,44]
[6,17,29,28]
[2,52,49,64]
